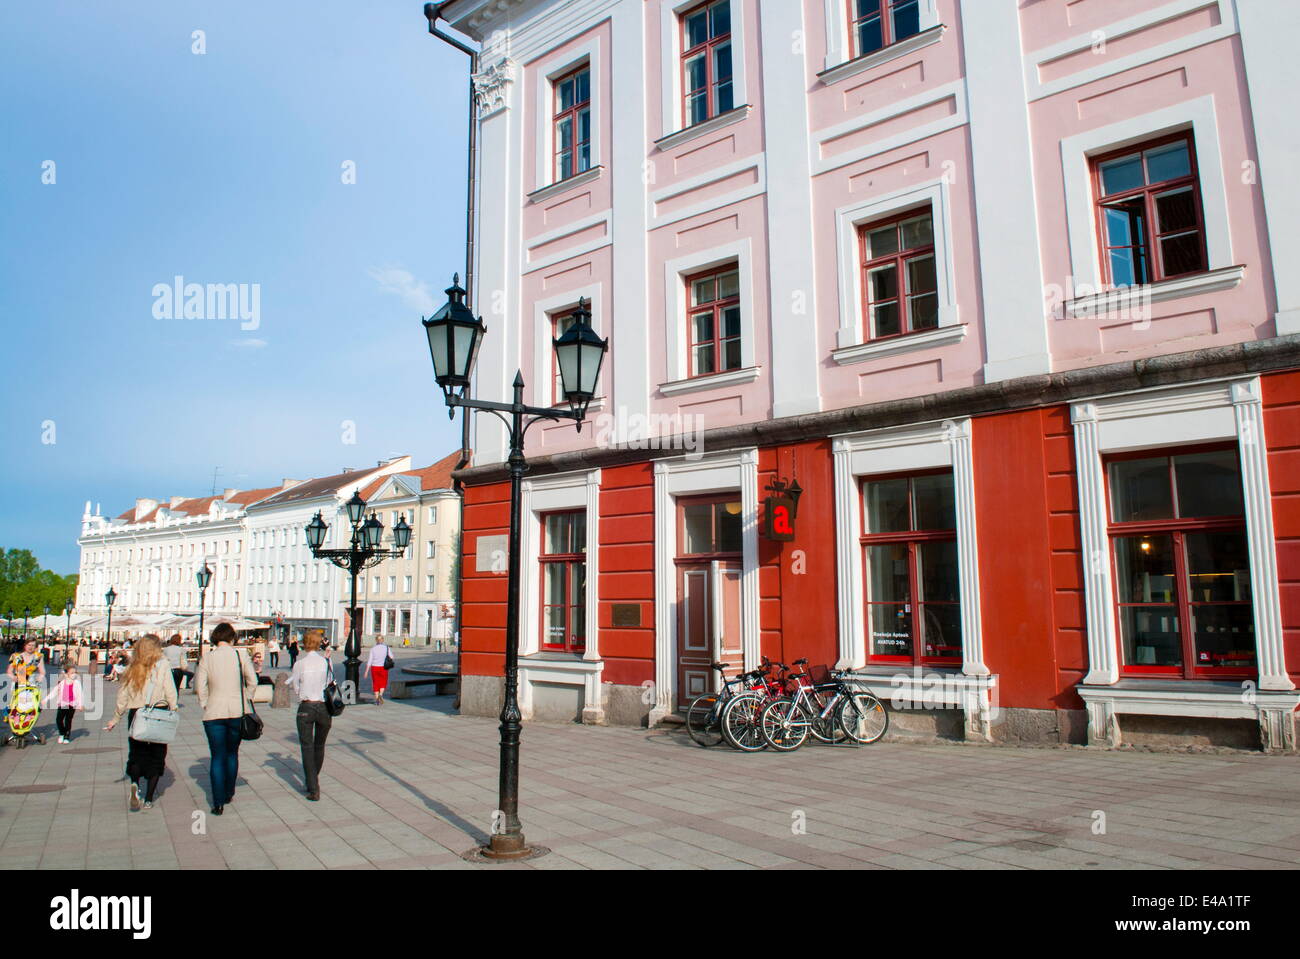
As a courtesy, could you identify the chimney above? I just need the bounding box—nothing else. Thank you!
[170,496,186,508]
[134,497,158,521]
[280,479,303,491]
[223,488,238,500]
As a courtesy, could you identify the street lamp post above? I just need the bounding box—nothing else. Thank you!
[305,493,411,697]
[22,606,30,640]
[422,276,607,861]
[64,597,74,664]
[105,587,116,646]
[2,609,11,643]
[196,563,212,659]
[42,603,50,644]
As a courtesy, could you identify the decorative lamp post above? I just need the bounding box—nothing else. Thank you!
[64,597,74,663]
[422,277,607,861]
[196,563,212,658]
[42,603,51,644]
[22,606,30,639]
[105,587,116,645]
[3,609,11,641]
[305,499,411,696]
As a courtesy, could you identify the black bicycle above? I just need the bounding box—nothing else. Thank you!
[685,660,780,747]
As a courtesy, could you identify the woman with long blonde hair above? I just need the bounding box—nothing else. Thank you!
[105,634,177,811]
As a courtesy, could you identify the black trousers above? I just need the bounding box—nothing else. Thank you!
[56,708,74,737]
[296,702,331,795]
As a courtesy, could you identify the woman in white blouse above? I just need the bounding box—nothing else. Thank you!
[288,630,332,801]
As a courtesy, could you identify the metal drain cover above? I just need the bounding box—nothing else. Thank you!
[1,785,66,794]
[65,748,117,755]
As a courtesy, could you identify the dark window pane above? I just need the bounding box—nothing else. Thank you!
[715,80,734,115]
[575,70,590,104]
[1100,153,1144,195]
[1114,534,1176,605]
[1109,457,1174,522]
[1159,232,1205,277]
[855,0,881,17]
[693,343,716,375]
[890,0,921,41]
[1185,531,1251,603]
[556,116,573,149]
[900,214,933,250]
[865,224,899,259]
[710,0,731,39]
[864,477,910,533]
[718,270,739,298]
[723,338,741,370]
[869,604,911,657]
[557,150,573,181]
[856,17,883,55]
[1174,450,1243,517]
[1192,604,1255,670]
[578,107,591,144]
[557,78,574,111]
[913,473,955,530]
[906,254,936,294]
[685,9,708,48]
[867,543,910,604]
[1120,606,1182,666]
[717,502,743,552]
[1105,199,1146,247]
[868,264,898,301]
[683,503,713,553]
[692,311,714,344]
[577,143,590,173]
[918,540,959,602]
[722,306,741,337]
[872,302,900,337]
[687,92,708,125]
[713,41,732,82]
[1145,141,1191,183]
[920,603,961,659]
[908,292,939,330]
[1155,187,1197,233]
[684,53,706,92]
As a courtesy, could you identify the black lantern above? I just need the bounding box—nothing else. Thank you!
[553,298,608,417]
[105,588,116,608]
[344,491,366,527]
[787,478,804,518]
[64,598,73,615]
[422,274,486,407]
[195,563,212,591]
[305,511,329,551]
[363,513,384,550]
[392,514,412,552]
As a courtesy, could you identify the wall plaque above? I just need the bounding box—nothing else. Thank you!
[611,603,641,627]
[475,534,508,573]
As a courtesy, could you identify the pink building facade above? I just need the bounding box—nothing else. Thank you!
[438,0,1300,749]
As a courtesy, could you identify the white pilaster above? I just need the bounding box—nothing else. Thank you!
[739,448,760,670]
[650,462,674,725]
[832,439,863,669]
[1071,402,1120,686]
[949,420,986,677]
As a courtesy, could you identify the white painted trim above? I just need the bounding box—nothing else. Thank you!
[659,0,750,141]
[1025,0,1239,102]
[527,165,604,204]
[821,0,940,73]
[810,79,968,177]
[1076,682,1300,750]
[831,324,967,365]
[1064,265,1246,319]
[531,284,606,408]
[517,656,606,723]
[651,448,760,722]
[819,24,945,86]
[1071,377,1292,692]
[653,104,752,152]
[1061,96,1233,292]
[532,35,602,194]
[522,211,613,275]
[662,238,756,384]
[648,156,766,228]
[830,418,985,676]
[658,365,760,396]
[834,178,958,348]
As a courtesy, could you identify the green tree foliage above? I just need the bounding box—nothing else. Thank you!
[0,549,78,623]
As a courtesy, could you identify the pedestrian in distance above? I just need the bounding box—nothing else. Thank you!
[364,638,393,706]
[267,635,281,669]
[289,630,333,801]
[287,635,299,668]
[104,635,177,811]
[194,622,258,816]
[163,635,191,697]
[44,662,84,743]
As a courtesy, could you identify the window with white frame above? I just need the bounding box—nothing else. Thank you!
[552,64,591,182]
[680,0,733,127]
[859,207,938,340]
[426,540,436,560]
[686,264,742,378]
[848,0,922,58]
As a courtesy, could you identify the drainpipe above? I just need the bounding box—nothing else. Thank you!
[424,1,479,705]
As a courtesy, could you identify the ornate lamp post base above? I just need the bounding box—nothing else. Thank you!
[461,840,549,863]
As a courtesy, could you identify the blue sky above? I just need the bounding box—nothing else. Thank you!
[0,1,473,574]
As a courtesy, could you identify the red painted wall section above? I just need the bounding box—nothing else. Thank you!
[758,442,839,671]
[1041,406,1089,707]
[1263,370,1300,686]
[459,480,511,678]
[972,408,1083,711]
[597,463,656,687]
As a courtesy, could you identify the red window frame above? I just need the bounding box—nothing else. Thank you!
[539,510,586,653]
[679,0,733,128]
[1104,443,1255,680]
[847,0,923,60]
[552,64,592,183]
[1091,131,1208,287]
[676,494,744,561]
[859,469,961,667]
[685,263,742,378]
[858,207,937,341]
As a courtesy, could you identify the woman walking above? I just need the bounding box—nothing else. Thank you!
[194,623,258,816]
[104,635,177,810]
[163,635,190,695]
[267,635,281,669]
[364,638,392,706]
[288,630,333,801]
[44,662,84,743]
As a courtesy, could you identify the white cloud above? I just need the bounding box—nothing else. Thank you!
[369,266,436,314]
[230,338,268,349]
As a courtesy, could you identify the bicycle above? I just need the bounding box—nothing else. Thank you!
[685,662,773,747]
[719,658,788,752]
[759,662,889,751]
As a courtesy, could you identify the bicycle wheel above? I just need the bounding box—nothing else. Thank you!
[808,693,849,744]
[721,693,767,752]
[685,694,725,747]
[837,692,889,744]
[760,697,810,751]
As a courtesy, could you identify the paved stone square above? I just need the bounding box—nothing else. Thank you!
[3,665,1299,870]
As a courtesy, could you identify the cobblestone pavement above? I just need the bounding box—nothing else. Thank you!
[2,668,1298,870]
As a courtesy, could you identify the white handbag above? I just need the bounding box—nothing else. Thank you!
[128,670,178,744]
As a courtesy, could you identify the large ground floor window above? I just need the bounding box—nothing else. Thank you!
[540,511,586,653]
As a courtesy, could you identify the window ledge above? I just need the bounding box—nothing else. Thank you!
[831,324,967,366]
[1064,265,1247,319]
[658,365,761,396]
[1076,678,1299,718]
[818,25,946,86]
[654,105,752,152]
[527,165,605,204]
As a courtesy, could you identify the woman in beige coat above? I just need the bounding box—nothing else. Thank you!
[104,634,177,811]
[194,622,258,815]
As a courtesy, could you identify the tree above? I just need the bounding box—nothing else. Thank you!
[0,548,78,625]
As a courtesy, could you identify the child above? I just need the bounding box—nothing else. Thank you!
[45,663,84,744]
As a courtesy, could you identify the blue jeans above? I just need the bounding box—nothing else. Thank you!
[203,718,242,805]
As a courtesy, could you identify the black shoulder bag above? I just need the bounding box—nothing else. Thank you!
[236,649,264,741]
[323,656,345,717]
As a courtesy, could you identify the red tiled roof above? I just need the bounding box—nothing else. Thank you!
[226,486,280,507]
[251,468,388,509]
[168,496,219,517]
[405,449,465,492]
